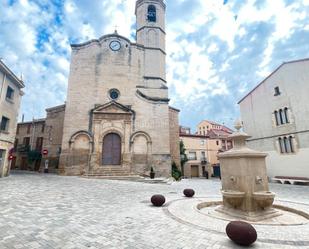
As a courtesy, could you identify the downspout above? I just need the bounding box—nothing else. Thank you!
[30,119,36,151]
[88,109,94,152]
[87,109,94,176]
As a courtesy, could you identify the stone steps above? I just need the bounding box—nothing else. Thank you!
[81,174,172,184]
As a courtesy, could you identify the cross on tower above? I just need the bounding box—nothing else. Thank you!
[114,25,118,34]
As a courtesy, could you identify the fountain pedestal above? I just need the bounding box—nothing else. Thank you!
[217,121,281,221]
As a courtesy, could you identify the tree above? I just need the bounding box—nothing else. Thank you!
[172,161,182,181]
[180,140,188,176]
[27,150,42,171]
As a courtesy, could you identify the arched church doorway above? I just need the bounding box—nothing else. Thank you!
[102,133,121,165]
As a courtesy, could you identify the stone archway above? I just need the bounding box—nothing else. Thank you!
[102,133,121,165]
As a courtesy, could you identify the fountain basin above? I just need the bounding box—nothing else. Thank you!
[222,190,245,208]
[253,191,275,209]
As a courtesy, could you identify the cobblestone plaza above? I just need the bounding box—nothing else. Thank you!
[0,172,308,249]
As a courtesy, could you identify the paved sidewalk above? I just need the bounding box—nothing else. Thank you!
[0,172,308,249]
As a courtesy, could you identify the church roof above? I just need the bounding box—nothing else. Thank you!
[71,33,133,49]
[136,89,170,103]
[0,59,25,88]
[238,58,309,104]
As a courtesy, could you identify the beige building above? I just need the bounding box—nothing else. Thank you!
[239,58,309,178]
[0,60,24,177]
[13,104,65,172]
[197,121,233,165]
[197,120,231,135]
[179,130,209,178]
[180,121,233,178]
[206,129,233,165]
[14,119,45,171]
[42,105,65,172]
[58,0,180,177]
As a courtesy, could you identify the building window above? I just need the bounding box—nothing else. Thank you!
[147,5,156,22]
[201,151,206,161]
[41,124,45,133]
[274,86,281,96]
[0,116,10,132]
[275,107,290,126]
[279,109,284,125]
[109,89,120,100]
[23,137,30,146]
[14,139,18,149]
[278,136,295,154]
[27,124,31,134]
[35,137,43,151]
[188,152,197,161]
[6,86,14,101]
[284,107,289,123]
[274,111,279,126]
[216,141,219,146]
[200,139,205,145]
[279,137,284,153]
[289,136,294,153]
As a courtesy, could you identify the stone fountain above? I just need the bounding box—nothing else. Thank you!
[163,120,309,244]
[217,120,281,221]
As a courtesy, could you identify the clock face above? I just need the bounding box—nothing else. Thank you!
[109,41,121,51]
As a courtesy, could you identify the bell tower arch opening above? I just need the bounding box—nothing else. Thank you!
[147,5,156,22]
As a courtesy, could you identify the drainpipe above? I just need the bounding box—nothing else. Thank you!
[30,118,36,151]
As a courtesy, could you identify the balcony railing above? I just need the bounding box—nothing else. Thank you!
[16,144,30,153]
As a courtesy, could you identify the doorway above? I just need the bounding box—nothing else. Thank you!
[102,133,121,165]
[191,165,199,177]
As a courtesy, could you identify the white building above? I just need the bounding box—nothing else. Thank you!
[0,60,24,177]
[239,58,309,178]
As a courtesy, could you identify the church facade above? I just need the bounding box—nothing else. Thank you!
[58,0,180,177]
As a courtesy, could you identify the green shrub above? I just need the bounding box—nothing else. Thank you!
[172,161,182,181]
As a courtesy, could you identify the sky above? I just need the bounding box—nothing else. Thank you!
[0,0,308,132]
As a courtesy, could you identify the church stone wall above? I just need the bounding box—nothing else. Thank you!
[41,105,65,173]
[169,107,180,168]
[59,0,176,178]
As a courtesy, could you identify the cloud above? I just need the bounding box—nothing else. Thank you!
[0,0,308,131]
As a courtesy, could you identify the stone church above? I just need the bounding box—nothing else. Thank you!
[58,0,180,177]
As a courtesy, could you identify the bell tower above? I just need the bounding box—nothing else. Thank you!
[135,0,166,87]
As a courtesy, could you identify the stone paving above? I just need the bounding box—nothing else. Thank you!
[0,172,309,249]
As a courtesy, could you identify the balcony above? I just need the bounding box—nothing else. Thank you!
[201,158,207,164]
[16,144,30,153]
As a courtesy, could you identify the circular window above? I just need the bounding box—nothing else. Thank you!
[109,89,120,100]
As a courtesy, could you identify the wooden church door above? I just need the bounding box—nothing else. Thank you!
[102,133,121,165]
